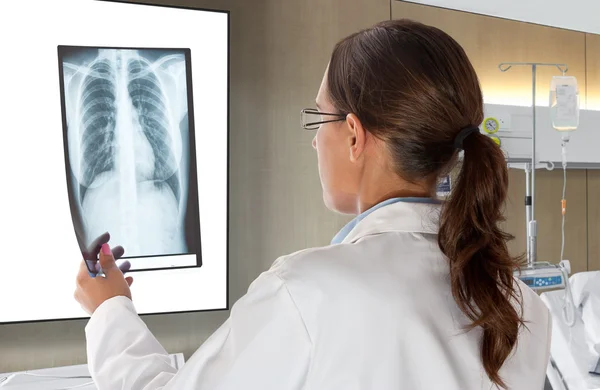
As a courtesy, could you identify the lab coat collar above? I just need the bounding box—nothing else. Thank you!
[340,200,441,244]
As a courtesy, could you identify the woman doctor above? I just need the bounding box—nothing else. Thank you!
[74,19,551,390]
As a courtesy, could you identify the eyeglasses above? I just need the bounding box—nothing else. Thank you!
[300,108,346,130]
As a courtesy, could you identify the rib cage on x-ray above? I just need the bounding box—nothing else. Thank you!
[78,55,181,204]
[62,48,193,259]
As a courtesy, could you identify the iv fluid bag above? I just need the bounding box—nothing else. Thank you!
[550,76,579,132]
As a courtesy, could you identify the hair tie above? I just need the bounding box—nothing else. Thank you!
[453,126,480,150]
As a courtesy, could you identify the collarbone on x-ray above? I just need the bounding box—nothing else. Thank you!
[62,48,193,259]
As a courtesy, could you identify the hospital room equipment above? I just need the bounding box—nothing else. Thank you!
[497,64,600,390]
[498,62,575,293]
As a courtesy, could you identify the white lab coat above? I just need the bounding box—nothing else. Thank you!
[85,201,552,390]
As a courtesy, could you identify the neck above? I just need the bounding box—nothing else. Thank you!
[353,145,433,214]
[356,182,432,214]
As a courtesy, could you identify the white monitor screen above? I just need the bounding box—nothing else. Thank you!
[0,0,229,323]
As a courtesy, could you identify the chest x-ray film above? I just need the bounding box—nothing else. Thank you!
[58,46,201,272]
[0,0,228,324]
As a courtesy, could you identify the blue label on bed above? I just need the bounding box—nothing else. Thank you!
[520,275,563,288]
[533,276,563,287]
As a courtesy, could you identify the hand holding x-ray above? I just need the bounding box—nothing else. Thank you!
[76,239,134,315]
[82,231,130,277]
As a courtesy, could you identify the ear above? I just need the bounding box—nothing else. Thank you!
[346,113,367,162]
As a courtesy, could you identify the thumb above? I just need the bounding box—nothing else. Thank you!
[99,243,121,278]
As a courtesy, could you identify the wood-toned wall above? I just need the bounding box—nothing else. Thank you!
[392,0,598,275]
[587,34,600,271]
[0,0,389,373]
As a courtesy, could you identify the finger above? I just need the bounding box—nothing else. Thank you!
[125,276,134,287]
[99,243,122,278]
[119,260,131,273]
[112,245,125,261]
[82,232,111,259]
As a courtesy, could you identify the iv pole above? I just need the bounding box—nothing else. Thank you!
[498,62,568,269]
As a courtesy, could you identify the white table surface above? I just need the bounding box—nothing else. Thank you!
[0,353,185,389]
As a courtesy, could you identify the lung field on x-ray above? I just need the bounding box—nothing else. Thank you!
[60,47,199,261]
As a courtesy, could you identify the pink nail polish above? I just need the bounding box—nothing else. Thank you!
[101,243,111,255]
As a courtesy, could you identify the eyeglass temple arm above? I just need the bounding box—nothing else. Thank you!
[304,118,346,128]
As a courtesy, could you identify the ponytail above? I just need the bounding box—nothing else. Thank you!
[438,132,524,389]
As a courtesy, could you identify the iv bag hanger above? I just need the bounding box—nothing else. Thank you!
[497,62,569,269]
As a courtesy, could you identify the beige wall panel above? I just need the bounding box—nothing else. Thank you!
[392,1,587,107]
[587,34,600,270]
[0,0,390,373]
[531,169,587,273]
[392,1,589,272]
[588,171,600,271]
[586,33,600,110]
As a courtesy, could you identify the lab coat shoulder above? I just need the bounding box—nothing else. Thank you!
[163,268,314,390]
[164,247,353,390]
[269,232,429,296]
[270,243,345,274]
[267,242,395,334]
[269,242,365,296]
[270,237,379,276]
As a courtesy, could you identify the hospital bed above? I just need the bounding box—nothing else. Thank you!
[542,272,600,390]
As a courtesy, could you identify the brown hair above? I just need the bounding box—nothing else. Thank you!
[327,19,524,388]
